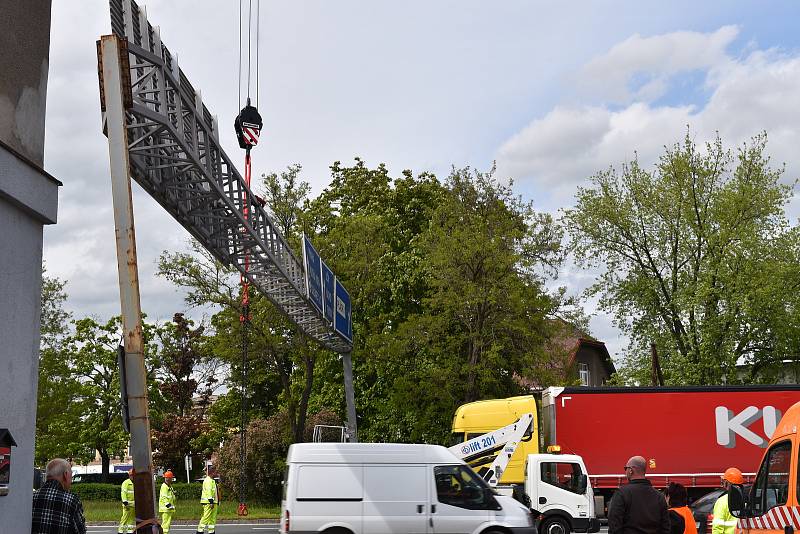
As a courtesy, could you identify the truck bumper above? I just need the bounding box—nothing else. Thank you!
[572,517,601,533]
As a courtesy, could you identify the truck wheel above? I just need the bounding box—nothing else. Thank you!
[541,517,570,534]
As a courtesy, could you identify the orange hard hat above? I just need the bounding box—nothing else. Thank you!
[164,470,175,479]
[723,467,744,485]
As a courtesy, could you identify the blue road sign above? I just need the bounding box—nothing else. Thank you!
[303,235,323,313]
[334,279,352,342]
[322,260,335,324]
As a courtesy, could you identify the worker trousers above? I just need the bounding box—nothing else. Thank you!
[196,503,218,533]
[161,511,174,533]
[118,505,135,533]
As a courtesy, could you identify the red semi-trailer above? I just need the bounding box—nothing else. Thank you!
[542,385,800,510]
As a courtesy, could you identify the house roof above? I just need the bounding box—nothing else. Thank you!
[570,337,616,377]
[516,322,616,390]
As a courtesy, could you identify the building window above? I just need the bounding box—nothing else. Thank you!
[578,363,590,386]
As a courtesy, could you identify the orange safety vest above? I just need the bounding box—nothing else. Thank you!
[670,506,699,534]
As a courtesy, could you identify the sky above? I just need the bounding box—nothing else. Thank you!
[43,0,800,363]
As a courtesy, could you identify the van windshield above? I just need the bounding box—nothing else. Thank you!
[434,464,499,510]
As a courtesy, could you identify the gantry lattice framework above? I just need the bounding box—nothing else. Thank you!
[103,0,351,353]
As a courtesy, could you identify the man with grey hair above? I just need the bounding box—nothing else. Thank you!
[31,458,87,534]
[608,455,670,534]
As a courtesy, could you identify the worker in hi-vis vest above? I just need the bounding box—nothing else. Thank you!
[159,470,177,534]
[118,469,135,534]
[196,463,220,534]
[712,467,744,534]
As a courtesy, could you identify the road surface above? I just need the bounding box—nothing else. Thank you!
[86,523,608,534]
[87,522,279,533]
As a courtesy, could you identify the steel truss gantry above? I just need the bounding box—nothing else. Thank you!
[103,0,352,354]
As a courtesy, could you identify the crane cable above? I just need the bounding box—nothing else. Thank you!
[234,0,262,518]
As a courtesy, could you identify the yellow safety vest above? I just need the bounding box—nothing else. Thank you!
[159,482,176,513]
[200,476,218,504]
[121,478,135,505]
[712,494,737,534]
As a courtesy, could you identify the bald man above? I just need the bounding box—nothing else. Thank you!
[608,456,670,534]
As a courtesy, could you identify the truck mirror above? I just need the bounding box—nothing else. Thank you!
[728,484,745,517]
[577,474,588,494]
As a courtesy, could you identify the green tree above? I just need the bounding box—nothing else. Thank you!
[564,132,800,384]
[152,313,222,476]
[67,316,163,476]
[304,161,568,444]
[35,270,86,465]
[383,166,566,442]
[217,409,341,502]
[302,160,448,442]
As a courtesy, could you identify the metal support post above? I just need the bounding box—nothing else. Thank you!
[99,34,159,533]
[342,351,358,442]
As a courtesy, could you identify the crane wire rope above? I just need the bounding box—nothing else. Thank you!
[234,0,262,518]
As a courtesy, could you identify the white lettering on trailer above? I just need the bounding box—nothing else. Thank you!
[715,406,782,448]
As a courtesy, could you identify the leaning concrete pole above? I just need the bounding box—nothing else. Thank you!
[99,34,159,533]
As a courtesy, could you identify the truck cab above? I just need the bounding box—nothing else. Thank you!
[526,454,599,534]
[729,400,800,534]
[452,396,539,485]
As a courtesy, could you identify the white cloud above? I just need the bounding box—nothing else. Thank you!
[497,102,694,196]
[498,31,800,207]
[580,25,739,103]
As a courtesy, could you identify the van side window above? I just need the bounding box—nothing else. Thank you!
[434,465,499,510]
[541,462,584,494]
[751,440,791,516]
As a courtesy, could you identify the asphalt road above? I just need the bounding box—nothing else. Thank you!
[86,523,607,534]
[87,522,279,533]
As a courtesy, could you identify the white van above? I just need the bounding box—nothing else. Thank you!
[281,443,537,534]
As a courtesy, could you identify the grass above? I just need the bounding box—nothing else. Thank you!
[82,500,281,522]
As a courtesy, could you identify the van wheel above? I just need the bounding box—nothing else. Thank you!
[541,517,570,534]
[322,529,352,534]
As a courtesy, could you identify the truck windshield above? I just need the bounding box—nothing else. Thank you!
[751,440,791,515]
[541,462,585,494]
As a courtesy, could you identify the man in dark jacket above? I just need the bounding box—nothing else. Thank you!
[608,456,670,534]
[31,458,87,534]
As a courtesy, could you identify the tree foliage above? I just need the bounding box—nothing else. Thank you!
[217,409,341,502]
[303,161,567,444]
[565,132,800,384]
[36,270,84,465]
[152,313,222,476]
[66,316,163,475]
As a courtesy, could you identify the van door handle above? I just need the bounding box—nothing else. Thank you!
[417,504,424,513]
[539,497,547,505]
[431,504,437,514]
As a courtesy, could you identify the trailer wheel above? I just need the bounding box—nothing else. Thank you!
[540,516,570,534]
